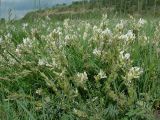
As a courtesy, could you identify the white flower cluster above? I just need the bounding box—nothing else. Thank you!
[38,58,57,68]
[100,14,109,28]
[101,28,113,39]
[119,51,130,61]
[115,20,126,31]
[5,33,12,40]
[0,15,149,96]
[93,48,101,57]
[132,18,147,30]
[119,30,135,42]
[125,67,143,83]
[95,69,107,80]
[64,19,70,28]
[137,18,146,28]
[22,23,28,29]
[76,72,88,85]
[15,37,34,55]
[49,28,62,39]
[93,25,102,34]
[38,58,47,66]
[23,37,31,46]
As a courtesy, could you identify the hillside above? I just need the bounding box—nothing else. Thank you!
[22,0,160,21]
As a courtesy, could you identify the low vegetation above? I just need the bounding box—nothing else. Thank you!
[0,1,160,120]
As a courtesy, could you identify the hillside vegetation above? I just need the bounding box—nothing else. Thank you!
[22,0,160,21]
[0,1,160,120]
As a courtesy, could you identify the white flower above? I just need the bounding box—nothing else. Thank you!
[119,34,127,41]
[101,28,112,38]
[126,30,135,40]
[131,67,143,73]
[36,88,43,95]
[120,51,130,60]
[128,67,143,79]
[93,48,101,56]
[102,14,108,19]
[5,33,12,39]
[120,51,124,55]
[138,18,146,27]
[22,23,28,29]
[119,30,135,41]
[93,26,102,34]
[115,20,125,30]
[64,19,70,28]
[93,26,98,31]
[98,69,107,79]
[38,59,47,66]
[23,37,30,45]
[134,18,147,29]
[22,37,33,47]
[65,35,70,41]
[77,72,88,83]
[124,53,130,60]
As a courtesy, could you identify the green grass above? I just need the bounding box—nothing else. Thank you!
[0,10,160,120]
